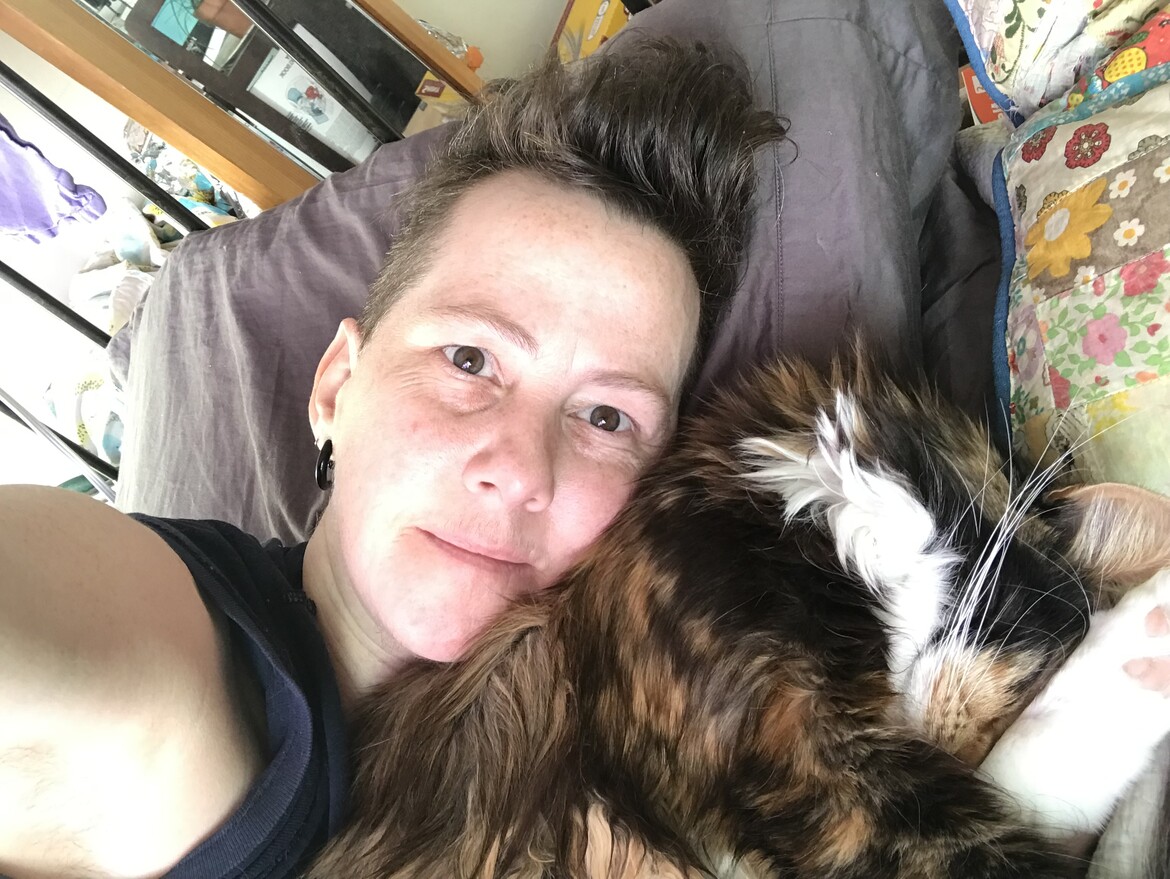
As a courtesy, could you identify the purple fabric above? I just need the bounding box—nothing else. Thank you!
[0,113,106,242]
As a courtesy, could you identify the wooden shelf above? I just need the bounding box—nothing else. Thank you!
[0,0,319,209]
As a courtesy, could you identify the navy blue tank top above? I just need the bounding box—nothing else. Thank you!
[131,515,349,878]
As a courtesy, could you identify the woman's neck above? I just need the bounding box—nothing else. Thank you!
[302,515,408,716]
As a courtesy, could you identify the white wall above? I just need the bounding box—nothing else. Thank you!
[387,0,570,79]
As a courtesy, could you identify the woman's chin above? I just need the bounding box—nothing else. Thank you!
[391,596,504,664]
[401,625,481,664]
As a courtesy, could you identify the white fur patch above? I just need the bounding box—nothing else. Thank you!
[740,394,957,689]
[898,644,950,725]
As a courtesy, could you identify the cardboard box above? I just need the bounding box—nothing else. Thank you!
[413,41,481,120]
[960,65,1006,125]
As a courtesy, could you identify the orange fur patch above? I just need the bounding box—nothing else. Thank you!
[922,649,1044,765]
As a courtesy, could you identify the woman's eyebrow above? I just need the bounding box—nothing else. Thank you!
[581,370,673,415]
[421,304,539,355]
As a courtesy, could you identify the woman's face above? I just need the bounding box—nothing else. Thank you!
[311,171,699,662]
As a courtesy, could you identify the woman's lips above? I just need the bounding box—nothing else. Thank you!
[419,528,532,570]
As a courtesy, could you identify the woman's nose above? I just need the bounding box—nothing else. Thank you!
[461,411,556,513]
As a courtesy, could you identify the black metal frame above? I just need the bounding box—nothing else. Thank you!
[0,398,119,484]
[122,0,360,174]
[0,264,117,484]
[0,263,112,350]
[230,0,403,143]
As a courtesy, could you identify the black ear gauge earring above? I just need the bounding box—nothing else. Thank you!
[315,438,335,491]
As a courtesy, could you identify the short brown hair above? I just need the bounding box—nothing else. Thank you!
[360,38,786,371]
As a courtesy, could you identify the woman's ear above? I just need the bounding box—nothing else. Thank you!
[309,318,363,442]
[1047,482,1170,595]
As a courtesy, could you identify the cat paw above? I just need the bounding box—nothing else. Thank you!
[1100,569,1170,673]
[1045,569,1170,719]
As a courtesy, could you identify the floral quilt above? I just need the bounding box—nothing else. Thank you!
[1000,3,1170,492]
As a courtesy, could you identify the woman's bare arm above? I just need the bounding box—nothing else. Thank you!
[0,485,264,878]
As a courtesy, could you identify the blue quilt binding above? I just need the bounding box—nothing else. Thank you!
[990,148,1017,447]
[942,0,1026,127]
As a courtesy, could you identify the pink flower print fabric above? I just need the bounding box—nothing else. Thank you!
[1083,312,1129,363]
[1122,250,1170,295]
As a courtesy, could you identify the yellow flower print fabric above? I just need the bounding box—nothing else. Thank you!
[1023,177,1113,279]
[1006,86,1170,239]
[1018,141,1170,298]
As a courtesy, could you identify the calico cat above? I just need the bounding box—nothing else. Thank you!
[307,356,1170,879]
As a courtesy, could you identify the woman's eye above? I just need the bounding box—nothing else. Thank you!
[444,345,493,377]
[581,404,632,433]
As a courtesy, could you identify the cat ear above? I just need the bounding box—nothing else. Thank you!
[1048,483,1170,589]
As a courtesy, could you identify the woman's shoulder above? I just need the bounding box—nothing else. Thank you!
[0,488,346,878]
[130,512,309,636]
